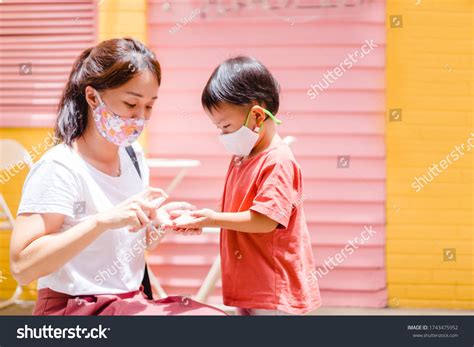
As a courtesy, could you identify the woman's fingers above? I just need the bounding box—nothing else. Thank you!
[155,209,173,227]
[130,187,168,204]
[126,212,142,232]
[119,187,167,208]
[139,199,158,220]
[129,204,150,232]
[148,196,167,209]
[145,187,168,200]
[126,199,201,233]
[161,201,197,212]
[158,213,172,225]
[136,208,150,226]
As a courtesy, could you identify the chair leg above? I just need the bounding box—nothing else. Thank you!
[0,285,23,310]
[196,256,221,303]
[0,194,26,310]
[146,265,168,299]
[0,194,15,225]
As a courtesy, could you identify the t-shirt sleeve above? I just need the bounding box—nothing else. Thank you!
[250,158,300,229]
[17,159,80,218]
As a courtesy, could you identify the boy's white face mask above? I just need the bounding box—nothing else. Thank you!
[218,105,282,157]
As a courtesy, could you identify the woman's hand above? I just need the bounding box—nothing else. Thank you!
[170,208,217,230]
[96,187,168,232]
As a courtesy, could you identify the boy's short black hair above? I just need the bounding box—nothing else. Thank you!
[201,56,280,114]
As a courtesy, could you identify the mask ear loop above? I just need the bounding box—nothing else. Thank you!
[261,108,283,125]
[94,89,122,119]
[245,106,283,133]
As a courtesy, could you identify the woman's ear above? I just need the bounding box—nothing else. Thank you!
[84,86,99,110]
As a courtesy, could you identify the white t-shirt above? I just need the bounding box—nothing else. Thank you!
[17,141,150,295]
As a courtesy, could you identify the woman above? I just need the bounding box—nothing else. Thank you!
[9,38,226,316]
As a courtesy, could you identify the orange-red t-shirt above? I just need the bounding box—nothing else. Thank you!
[220,137,321,314]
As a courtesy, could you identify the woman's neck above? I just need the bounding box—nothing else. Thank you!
[72,124,121,176]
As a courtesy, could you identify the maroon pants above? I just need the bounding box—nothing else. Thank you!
[33,287,227,316]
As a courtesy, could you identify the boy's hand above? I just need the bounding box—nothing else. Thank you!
[170,208,217,229]
[156,202,201,235]
[154,201,199,232]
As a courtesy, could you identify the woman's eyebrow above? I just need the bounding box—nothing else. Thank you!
[125,91,158,100]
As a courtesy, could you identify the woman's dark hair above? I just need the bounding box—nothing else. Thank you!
[54,38,161,145]
[201,56,280,114]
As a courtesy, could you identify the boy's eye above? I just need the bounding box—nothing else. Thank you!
[223,124,231,129]
[124,102,136,108]
[146,106,153,110]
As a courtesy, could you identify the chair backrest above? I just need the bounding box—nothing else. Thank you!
[0,141,36,304]
[0,139,34,170]
[283,135,297,148]
[0,139,33,230]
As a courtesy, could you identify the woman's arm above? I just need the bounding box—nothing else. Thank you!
[10,187,167,285]
[10,213,107,285]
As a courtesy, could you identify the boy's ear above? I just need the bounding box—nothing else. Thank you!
[253,108,266,126]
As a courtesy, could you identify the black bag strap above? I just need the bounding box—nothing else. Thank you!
[125,145,141,178]
[125,145,153,300]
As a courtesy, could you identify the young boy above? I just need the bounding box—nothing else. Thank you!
[172,56,321,315]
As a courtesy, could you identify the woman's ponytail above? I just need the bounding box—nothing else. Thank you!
[54,47,93,145]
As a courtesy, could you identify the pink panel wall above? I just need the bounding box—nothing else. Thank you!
[147,0,386,308]
[0,0,98,128]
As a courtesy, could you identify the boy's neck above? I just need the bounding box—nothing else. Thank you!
[247,122,280,159]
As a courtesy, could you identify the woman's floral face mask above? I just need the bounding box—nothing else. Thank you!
[92,91,146,147]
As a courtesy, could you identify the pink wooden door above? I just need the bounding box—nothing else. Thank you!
[147,0,386,308]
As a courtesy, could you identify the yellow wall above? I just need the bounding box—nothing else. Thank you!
[0,129,53,300]
[0,0,148,302]
[98,0,149,150]
[386,0,473,309]
[98,0,147,42]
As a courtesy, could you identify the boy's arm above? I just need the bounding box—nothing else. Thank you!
[171,156,298,234]
[172,209,278,233]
